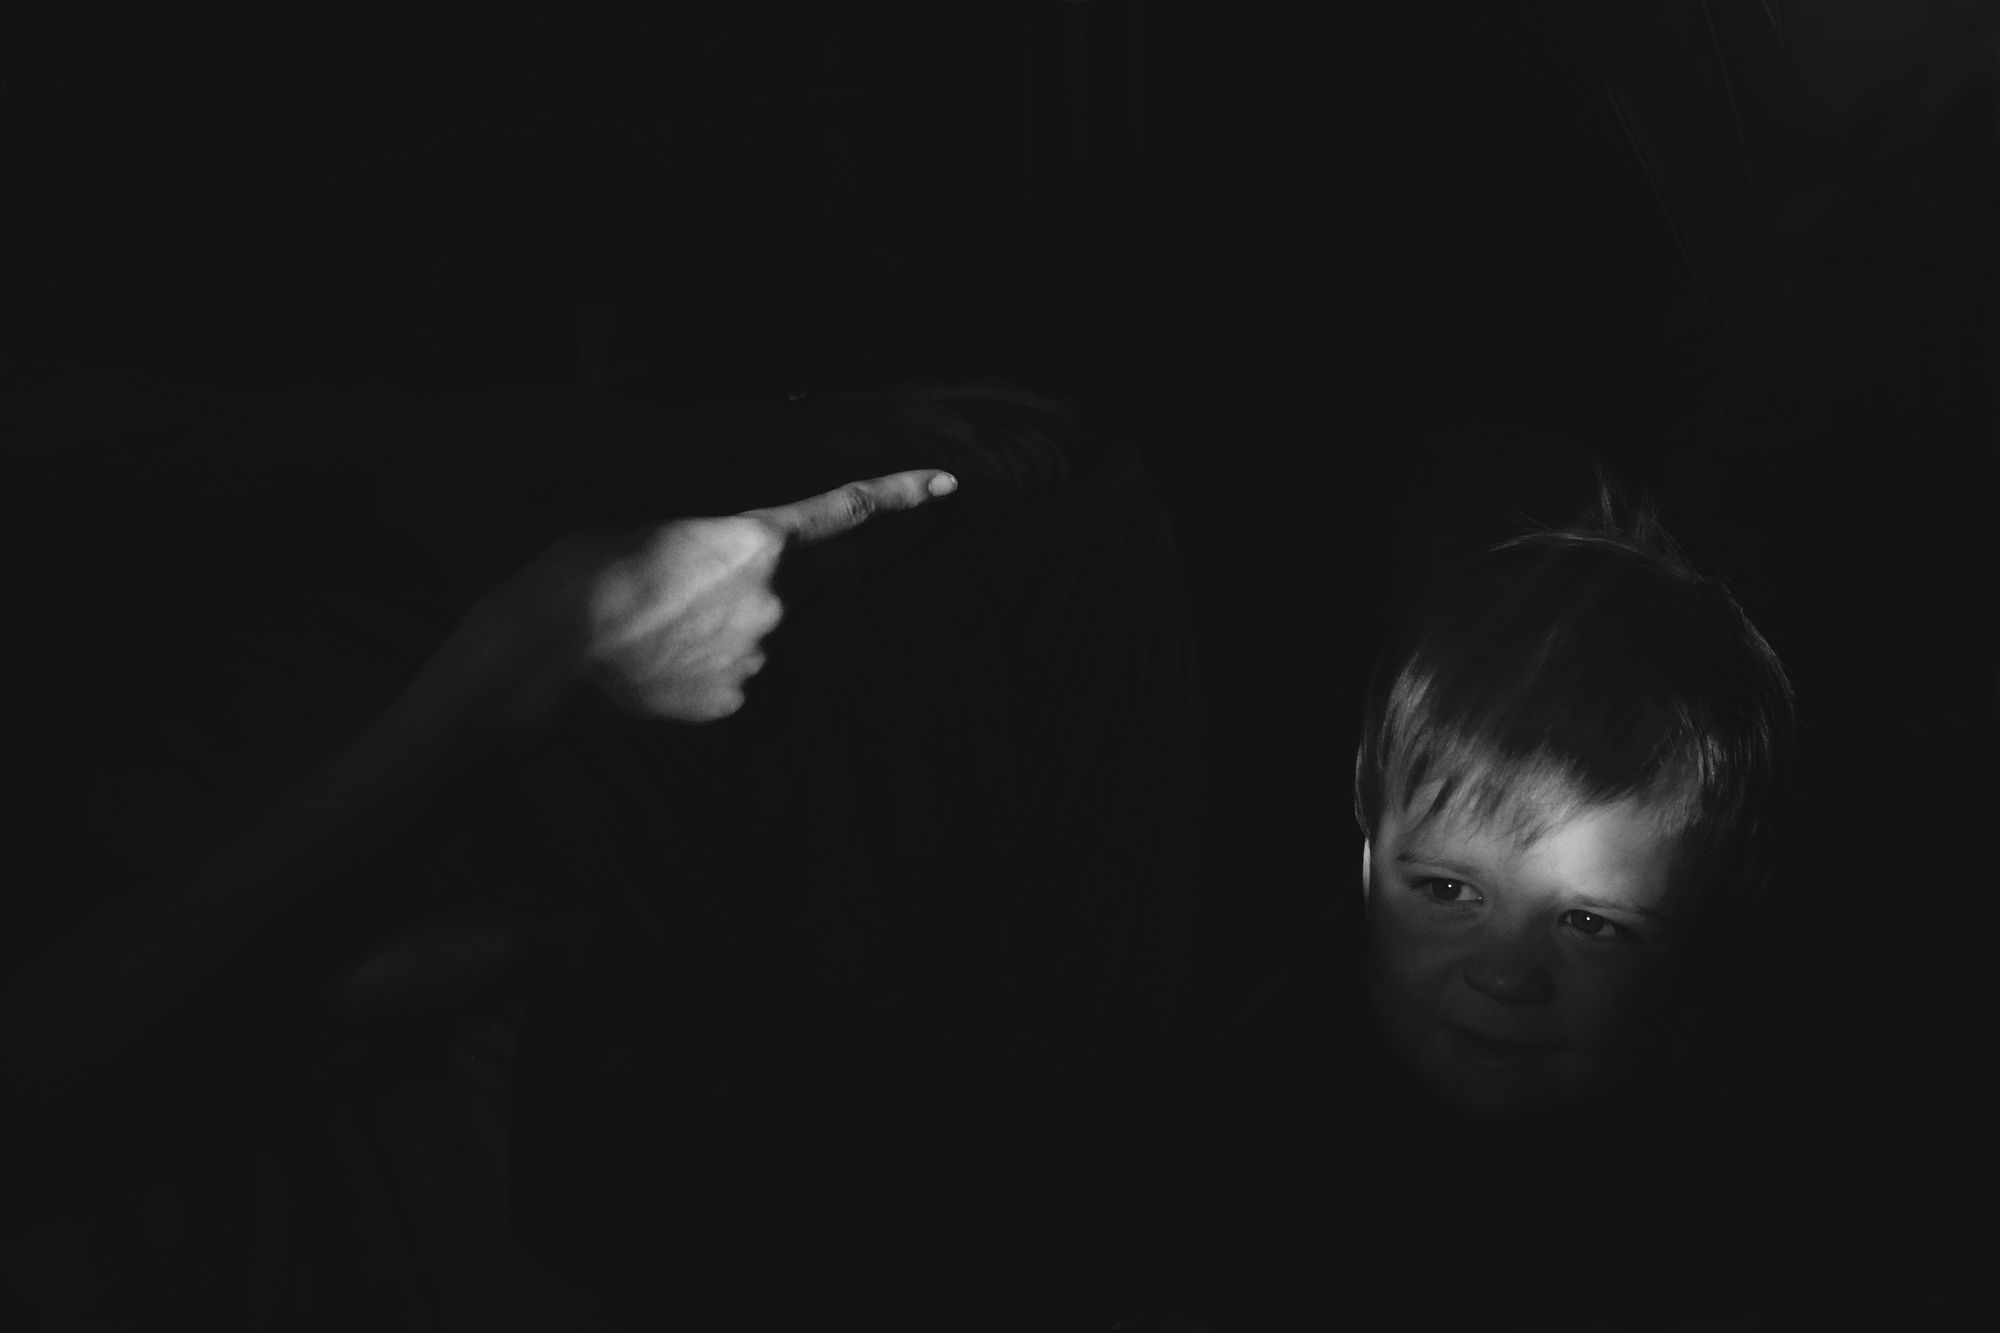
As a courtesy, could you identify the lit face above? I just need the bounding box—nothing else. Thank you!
[1364,786,1689,1115]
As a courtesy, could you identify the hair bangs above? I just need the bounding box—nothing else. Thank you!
[1379,661,1704,853]
[1354,492,1795,910]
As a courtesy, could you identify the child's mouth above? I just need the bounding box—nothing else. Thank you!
[1447,1025,1554,1056]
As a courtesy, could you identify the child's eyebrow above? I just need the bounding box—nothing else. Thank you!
[1576,897,1663,920]
[1394,848,1479,874]
[1395,849,1669,921]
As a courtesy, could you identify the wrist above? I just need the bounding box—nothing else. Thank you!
[431,537,606,742]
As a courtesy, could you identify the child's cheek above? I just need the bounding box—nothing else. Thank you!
[1366,900,1472,1029]
[1545,960,1671,1087]
[1370,907,1652,1069]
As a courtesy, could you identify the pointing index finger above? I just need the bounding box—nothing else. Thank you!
[745,469,958,547]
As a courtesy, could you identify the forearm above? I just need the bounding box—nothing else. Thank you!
[4,637,522,1091]
[3,457,955,1090]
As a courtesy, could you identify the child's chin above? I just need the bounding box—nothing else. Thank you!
[1417,1037,1601,1118]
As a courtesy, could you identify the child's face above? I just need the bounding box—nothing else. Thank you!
[1363,786,1687,1115]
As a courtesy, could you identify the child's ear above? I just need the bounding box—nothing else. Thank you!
[1361,840,1374,907]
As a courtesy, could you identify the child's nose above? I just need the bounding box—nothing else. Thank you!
[1462,944,1555,1005]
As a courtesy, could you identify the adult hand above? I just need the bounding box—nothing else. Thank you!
[449,468,960,729]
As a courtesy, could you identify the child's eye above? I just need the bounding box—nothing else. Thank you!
[1561,909,1640,945]
[1414,877,1480,905]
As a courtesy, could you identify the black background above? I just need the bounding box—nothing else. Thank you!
[7,3,1995,1324]
[14,2,1988,928]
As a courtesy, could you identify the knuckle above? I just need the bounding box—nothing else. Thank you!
[703,515,772,556]
[841,486,876,523]
[747,515,785,549]
[741,521,785,570]
[669,686,745,723]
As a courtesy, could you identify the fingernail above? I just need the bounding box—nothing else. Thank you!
[928,473,958,497]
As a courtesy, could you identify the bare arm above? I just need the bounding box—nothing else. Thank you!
[3,467,957,1093]
[4,577,553,1089]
